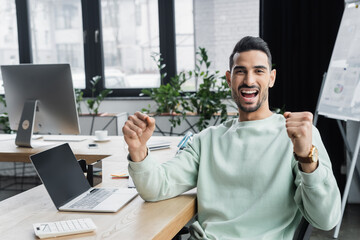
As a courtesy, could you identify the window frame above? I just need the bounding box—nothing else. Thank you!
[10,0,177,98]
[15,0,33,64]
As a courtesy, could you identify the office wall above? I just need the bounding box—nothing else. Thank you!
[77,99,155,115]
[77,98,236,116]
[194,0,259,74]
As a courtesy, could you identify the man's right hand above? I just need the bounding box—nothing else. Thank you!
[122,112,155,162]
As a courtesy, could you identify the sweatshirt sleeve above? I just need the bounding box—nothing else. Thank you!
[293,126,341,230]
[127,136,200,202]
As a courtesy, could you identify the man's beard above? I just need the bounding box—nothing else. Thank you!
[231,87,268,113]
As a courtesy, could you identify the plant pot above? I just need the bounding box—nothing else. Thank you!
[79,112,128,135]
[150,112,237,136]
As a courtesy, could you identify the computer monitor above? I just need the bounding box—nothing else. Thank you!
[0,64,80,147]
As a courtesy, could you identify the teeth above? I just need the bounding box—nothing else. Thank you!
[241,90,258,94]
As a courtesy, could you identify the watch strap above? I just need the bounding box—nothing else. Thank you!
[293,145,318,164]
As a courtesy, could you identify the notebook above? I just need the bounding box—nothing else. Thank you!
[30,143,137,212]
[147,139,171,151]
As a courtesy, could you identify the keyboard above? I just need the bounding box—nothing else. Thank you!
[69,188,114,209]
[43,135,87,142]
[33,218,96,239]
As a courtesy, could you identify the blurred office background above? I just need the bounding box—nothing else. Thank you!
[1,0,359,239]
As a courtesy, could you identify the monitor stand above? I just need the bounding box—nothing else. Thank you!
[15,100,38,148]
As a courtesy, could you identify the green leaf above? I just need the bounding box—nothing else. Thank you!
[140,47,232,130]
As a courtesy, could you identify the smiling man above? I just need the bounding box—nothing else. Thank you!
[122,36,341,239]
[226,48,275,120]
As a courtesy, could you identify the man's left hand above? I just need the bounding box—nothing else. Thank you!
[284,111,317,173]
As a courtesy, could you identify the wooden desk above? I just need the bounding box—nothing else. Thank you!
[0,136,197,239]
[0,136,125,163]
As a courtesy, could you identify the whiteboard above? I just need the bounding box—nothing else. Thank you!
[318,2,360,121]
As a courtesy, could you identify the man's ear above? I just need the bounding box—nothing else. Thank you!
[225,70,232,88]
[269,69,276,88]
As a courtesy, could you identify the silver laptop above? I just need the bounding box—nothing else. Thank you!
[30,143,137,212]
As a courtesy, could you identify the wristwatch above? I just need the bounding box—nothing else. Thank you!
[293,145,319,164]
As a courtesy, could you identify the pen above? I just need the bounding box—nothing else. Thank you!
[176,132,193,155]
[111,173,129,178]
[111,173,127,177]
[177,131,193,148]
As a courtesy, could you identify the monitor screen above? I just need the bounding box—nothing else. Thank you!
[1,64,80,137]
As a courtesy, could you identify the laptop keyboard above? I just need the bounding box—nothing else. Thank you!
[69,189,115,209]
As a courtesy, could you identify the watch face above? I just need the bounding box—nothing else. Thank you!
[311,146,319,162]
[294,145,319,163]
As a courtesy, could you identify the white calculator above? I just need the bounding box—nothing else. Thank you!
[33,218,96,239]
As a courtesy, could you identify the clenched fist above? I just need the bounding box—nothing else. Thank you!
[284,111,317,172]
[122,112,155,162]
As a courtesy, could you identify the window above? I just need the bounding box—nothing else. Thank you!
[0,0,19,94]
[101,0,160,89]
[175,0,260,91]
[55,4,79,29]
[3,0,260,97]
[56,44,82,68]
[29,0,85,89]
[175,0,195,91]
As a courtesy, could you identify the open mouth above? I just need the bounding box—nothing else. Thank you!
[240,89,259,99]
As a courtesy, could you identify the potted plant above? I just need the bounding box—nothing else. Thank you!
[187,47,232,131]
[141,53,192,129]
[75,76,127,135]
[0,96,11,134]
[85,76,113,115]
[141,48,234,135]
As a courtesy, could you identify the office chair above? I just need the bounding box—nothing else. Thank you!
[293,217,313,240]
[172,226,189,240]
[173,217,313,240]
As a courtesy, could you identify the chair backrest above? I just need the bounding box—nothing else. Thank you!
[174,216,313,240]
[293,217,313,240]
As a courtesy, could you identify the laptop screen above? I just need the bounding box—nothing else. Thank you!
[30,143,91,208]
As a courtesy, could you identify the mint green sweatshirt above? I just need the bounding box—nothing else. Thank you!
[128,114,341,239]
